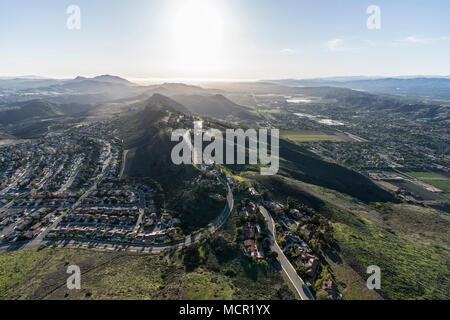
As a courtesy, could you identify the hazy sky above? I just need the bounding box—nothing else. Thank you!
[1,0,450,80]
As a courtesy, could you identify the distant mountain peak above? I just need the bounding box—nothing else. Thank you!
[94,74,130,82]
[72,75,133,85]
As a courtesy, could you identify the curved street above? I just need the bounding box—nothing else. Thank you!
[0,175,233,255]
[258,204,314,300]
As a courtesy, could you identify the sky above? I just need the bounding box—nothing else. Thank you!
[1,0,450,80]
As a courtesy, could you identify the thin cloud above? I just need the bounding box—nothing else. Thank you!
[325,38,364,51]
[326,39,346,51]
[391,35,450,46]
[279,48,296,55]
[404,36,427,43]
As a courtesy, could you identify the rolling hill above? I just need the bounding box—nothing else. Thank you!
[117,94,228,232]
[172,94,258,119]
[117,94,192,180]
[0,99,94,124]
[0,100,63,124]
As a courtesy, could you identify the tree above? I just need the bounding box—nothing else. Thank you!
[286,197,295,210]
[265,251,278,262]
[316,290,330,300]
[261,190,269,201]
[262,238,271,252]
[183,243,201,271]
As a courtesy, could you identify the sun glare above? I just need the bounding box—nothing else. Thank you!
[171,0,226,76]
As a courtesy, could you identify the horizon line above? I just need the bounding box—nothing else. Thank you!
[1,74,450,84]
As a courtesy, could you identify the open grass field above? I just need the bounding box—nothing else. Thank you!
[184,268,234,300]
[0,217,295,300]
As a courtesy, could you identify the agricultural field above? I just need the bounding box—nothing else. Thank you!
[394,180,446,201]
[281,130,345,142]
[401,171,450,199]
[404,171,450,190]
[405,171,448,180]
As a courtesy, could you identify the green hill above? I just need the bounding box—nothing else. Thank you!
[225,134,395,203]
[116,94,226,232]
[118,94,190,179]
[0,99,63,124]
[172,94,259,120]
[0,99,95,124]
[245,174,449,300]
[277,139,395,203]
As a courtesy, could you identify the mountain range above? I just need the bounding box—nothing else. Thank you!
[267,77,450,100]
[1,75,448,126]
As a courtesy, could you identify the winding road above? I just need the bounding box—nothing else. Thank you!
[0,174,233,255]
[258,204,314,300]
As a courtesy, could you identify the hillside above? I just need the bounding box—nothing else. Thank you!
[0,217,295,300]
[116,94,227,232]
[242,174,449,300]
[145,83,222,97]
[0,100,63,124]
[117,94,188,179]
[0,99,94,124]
[225,134,395,203]
[277,139,395,203]
[0,75,145,105]
[46,78,141,103]
[172,94,259,120]
[0,127,14,139]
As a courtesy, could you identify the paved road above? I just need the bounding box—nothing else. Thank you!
[118,149,128,180]
[0,163,31,196]
[258,204,314,300]
[131,188,145,233]
[58,156,83,193]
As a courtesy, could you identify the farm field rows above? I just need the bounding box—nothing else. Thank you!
[281,130,345,142]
